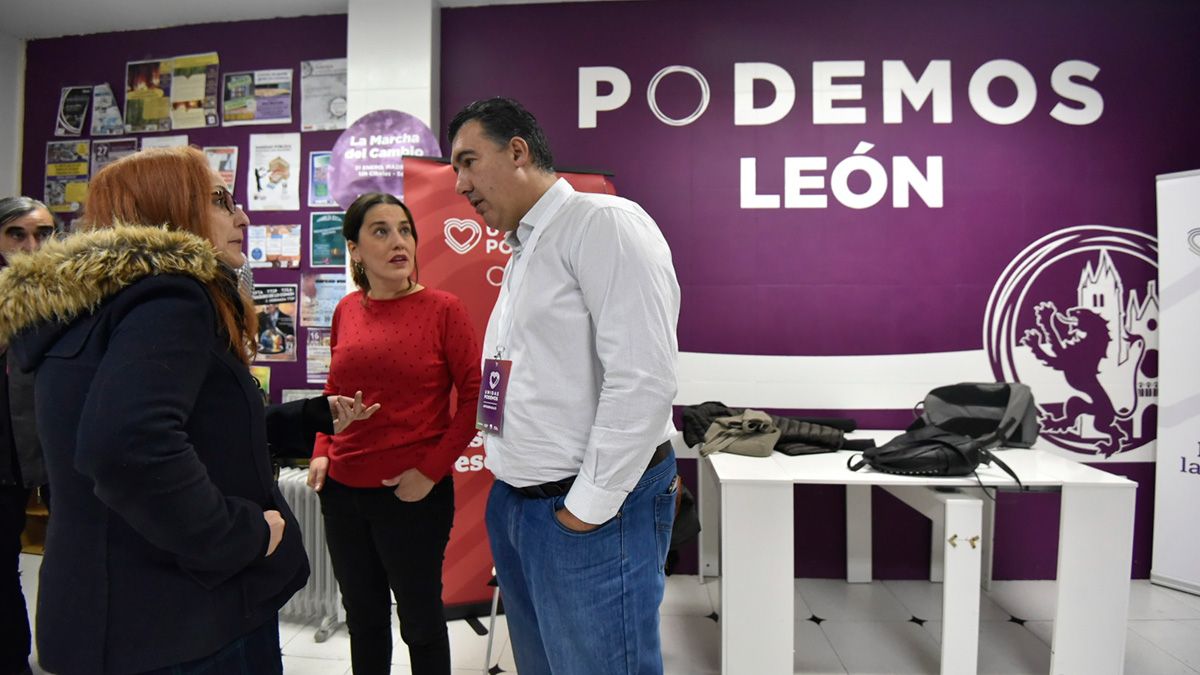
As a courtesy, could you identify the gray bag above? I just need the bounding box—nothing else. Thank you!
[907,382,1040,447]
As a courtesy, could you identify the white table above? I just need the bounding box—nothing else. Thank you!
[698,431,1137,675]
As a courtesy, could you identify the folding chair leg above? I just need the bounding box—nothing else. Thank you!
[483,585,501,673]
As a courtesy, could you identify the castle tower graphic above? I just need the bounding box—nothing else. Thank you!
[1077,250,1126,363]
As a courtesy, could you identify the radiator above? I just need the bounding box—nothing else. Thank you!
[276,467,344,642]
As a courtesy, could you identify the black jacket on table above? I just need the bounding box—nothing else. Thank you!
[0,225,310,674]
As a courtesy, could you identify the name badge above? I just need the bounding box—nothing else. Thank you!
[476,358,513,435]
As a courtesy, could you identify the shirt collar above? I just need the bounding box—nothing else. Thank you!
[507,178,574,251]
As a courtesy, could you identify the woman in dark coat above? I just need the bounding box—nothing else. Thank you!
[0,147,367,674]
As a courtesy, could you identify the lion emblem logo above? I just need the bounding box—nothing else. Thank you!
[984,226,1158,457]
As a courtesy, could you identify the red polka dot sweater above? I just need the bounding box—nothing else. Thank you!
[312,287,482,487]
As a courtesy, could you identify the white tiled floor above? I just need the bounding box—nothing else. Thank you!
[18,553,1200,673]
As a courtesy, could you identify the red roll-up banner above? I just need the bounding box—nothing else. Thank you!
[403,156,616,609]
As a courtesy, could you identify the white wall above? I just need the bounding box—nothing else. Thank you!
[0,32,24,197]
[347,0,438,133]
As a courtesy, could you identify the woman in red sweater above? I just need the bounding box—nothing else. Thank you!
[306,192,481,675]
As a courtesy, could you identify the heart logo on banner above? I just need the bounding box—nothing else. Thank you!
[444,218,482,254]
[489,371,500,389]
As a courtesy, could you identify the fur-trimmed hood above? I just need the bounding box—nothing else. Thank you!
[0,224,225,350]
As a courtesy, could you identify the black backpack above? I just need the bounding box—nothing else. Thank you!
[847,382,1039,486]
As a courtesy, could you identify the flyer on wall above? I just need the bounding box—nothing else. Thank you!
[91,83,124,136]
[308,151,336,206]
[141,134,189,150]
[91,138,138,175]
[282,388,324,403]
[309,212,346,267]
[249,366,271,400]
[306,329,332,384]
[54,86,92,136]
[300,58,347,131]
[246,224,301,268]
[222,69,293,126]
[247,133,300,210]
[252,284,298,363]
[328,110,442,208]
[300,273,346,327]
[44,141,90,214]
[203,146,238,189]
[169,52,219,130]
[124,59,172,133]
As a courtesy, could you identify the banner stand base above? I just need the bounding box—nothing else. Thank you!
[445,599,501,624]
[1150,572,1200,598]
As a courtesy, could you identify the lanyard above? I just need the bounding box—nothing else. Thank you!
[493,221,549,358]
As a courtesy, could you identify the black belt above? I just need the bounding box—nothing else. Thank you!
[514,440,673,499]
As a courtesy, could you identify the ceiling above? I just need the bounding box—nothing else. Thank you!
[0,0,591,40]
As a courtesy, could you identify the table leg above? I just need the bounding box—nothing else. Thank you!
[930,507,946,583]
[722,481,793,674]
[980,491,995,592]
[846,485,872,582]
[939,494,982,675]
[1049,483,1136,675]
[699,452,721,579]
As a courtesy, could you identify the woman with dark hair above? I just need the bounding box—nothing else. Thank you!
[0,147,372,674]
[306,192,481,675]
[0,196,55,675]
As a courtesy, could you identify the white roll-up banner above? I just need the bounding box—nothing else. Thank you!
[1153,169,1200,595]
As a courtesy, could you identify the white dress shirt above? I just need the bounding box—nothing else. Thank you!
[482,178,680,524]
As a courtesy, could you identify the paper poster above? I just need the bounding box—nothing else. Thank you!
[169,52,219,130]
[310,212,347,268]
[282,388,324,404]
[306,329,332,384]
[91,138,138,175]
[308,151,336,206]
[247,133,300,210]
[222,69,293,126]
[301,273,346,328]
[91,83,124,136]
[329,110,441,208]
[246,226,266,266]
[246,224,301,268]
[249,366,271,401]
[55,86,92,136]
[141,135,189,150]
[204,146,238,189]
[44,141,90,214]
[125,59,172,133]
[252,284,297,363]
[300,58,347,131]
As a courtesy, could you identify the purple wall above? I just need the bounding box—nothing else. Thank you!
[15,2,1189,580]
[442,0,1199,578]
[21,14,347,401]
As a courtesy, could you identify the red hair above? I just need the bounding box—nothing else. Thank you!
[84,146,257,361]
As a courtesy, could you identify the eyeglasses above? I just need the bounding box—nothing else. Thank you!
[211,187,237,215]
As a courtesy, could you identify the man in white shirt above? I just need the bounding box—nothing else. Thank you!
[450,97,680,675]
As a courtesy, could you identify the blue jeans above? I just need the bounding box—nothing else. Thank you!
[486,452,676,675]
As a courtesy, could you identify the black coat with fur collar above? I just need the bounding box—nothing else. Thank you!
[0,226,309,674]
